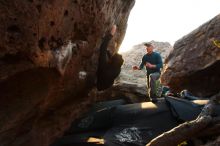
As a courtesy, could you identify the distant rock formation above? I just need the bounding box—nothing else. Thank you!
[161,14,220,97]
[0,1,135,146]
[118,41,172,85]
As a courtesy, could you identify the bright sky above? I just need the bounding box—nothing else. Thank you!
[119,0,220,52]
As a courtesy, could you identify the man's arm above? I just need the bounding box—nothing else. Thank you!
[155,54,163,70]
[139,55,146,70]
[133,55,146,70]
[99,25,116,57]
[98,25,116,68]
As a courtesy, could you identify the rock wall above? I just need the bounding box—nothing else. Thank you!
[161,14,220,97]
[0,0,135,146]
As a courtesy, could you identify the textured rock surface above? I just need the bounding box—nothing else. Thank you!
[96,81,148,103]
[0,0,134,146]
[161,14,220,97]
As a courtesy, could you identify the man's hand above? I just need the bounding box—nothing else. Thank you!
[132,65,139,70]
[146,63,156,68]
[110,25,117,36]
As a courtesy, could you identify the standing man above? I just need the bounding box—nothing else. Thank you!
[133,43,163,102]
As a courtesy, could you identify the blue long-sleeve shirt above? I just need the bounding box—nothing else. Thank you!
[139,52,163,76]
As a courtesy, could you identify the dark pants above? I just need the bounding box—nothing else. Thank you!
[147,72,160,100]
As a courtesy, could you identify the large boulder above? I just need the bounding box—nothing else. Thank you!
[0,0,135,146]
[161,14,220,97]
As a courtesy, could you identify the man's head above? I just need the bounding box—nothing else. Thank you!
[144,43,154,54]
